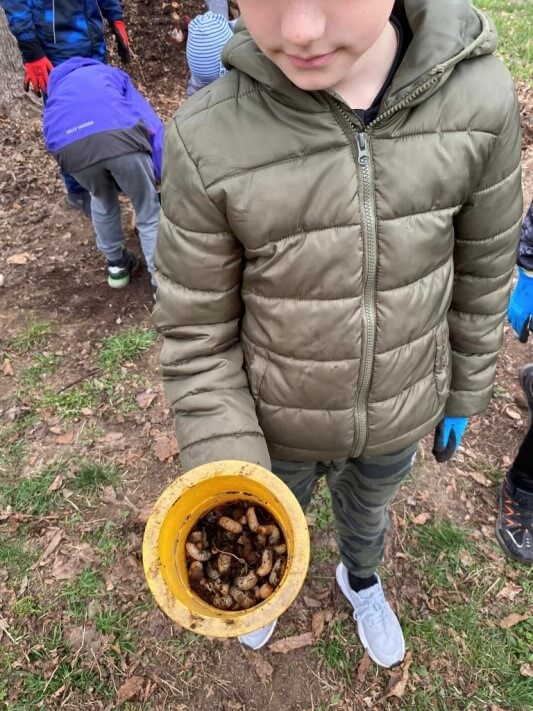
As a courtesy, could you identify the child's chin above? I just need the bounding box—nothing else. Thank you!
[282,66,339,93]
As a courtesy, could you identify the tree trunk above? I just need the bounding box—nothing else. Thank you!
[0,8,24,117]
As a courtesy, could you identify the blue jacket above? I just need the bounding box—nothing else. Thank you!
[0,0,123,64]
[43,58,164,180]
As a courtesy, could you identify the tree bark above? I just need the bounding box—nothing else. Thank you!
[0,8,24,117]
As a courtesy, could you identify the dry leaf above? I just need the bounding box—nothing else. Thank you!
[411,512,432,525]
[269,632,315,653]
[17,575,28,597]
[504,407,522,422]
[38,529,64,565]
[56,431,75,445]
[497,581,522,601]
[136,390,157,409]
[305,514,316,527]
[457,468,492,488]
[137,502,156,524]
[244,650,273,683]
[6,252,31,265]
[101,431,124,444]
[303,596,321,608]
[356,652,373,683]
[0,616,9,642]
[385,652,413,699]
[153,434,179,462]
[46,474,63,494]
[2,358,14,377]
[520,663,533,678]
[498,612,530,629]
[311,610,325,640]
[116,676,145,704]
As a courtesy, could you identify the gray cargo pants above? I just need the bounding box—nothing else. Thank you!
[272,444,418,578]
[71,152,159,274]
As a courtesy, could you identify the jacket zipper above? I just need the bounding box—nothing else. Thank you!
[326,70,443,456]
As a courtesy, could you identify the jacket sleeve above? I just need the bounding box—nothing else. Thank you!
[447,86,522,417]
[0,0,43,62]
[96,0,123,23]
[517,202,533,271]
[153,118,271,472]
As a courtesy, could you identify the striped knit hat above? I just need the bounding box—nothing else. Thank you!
[186,11,234,86]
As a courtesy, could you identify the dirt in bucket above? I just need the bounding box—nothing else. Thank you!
[185,502,287,611]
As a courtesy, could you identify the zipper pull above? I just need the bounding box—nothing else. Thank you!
[356,133,369,165]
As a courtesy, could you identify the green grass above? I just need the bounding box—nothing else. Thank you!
[98,326,157,371]
[312,486,335,532]
[71,460,120,492]
[0,537,38,580]
[20,354,61,389]
[315,619,357,680]
[0,439,25,474]
[0,461,65,515]
[412,519,473,587]
[12,595,44,620]
[475,0,532,80]
[60,569,105,620]
[406,603,533,710]
[10,320,52,354]
[95,609,136,652]
[38,381,99,420]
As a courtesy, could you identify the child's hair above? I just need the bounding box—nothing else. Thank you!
[186,11,234,85]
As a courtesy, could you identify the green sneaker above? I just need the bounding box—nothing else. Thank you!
[107,250,139,288]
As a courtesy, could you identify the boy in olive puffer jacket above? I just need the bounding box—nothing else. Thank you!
[154,0,522,666]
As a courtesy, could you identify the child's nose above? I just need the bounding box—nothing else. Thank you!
[281,0,327,48]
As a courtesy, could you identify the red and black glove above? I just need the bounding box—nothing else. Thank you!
[23,56,54,96]
[111,20,131,63]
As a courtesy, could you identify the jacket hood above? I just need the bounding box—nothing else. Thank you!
[222,0,497,110]
[47,57,102,97]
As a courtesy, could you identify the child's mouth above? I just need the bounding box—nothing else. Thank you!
[285,50,337,69]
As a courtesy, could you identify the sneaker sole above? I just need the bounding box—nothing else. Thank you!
[238,620,277,650]
[108,275,131,289]
[335,564,405,669]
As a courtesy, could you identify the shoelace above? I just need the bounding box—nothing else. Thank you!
[356,590,391,633]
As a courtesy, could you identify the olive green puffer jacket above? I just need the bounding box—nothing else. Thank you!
[154,0,522,471]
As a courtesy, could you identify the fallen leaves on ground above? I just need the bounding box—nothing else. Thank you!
[116,676,145,704]
[385,652,413,699]
[456,468,492,488]
[153,434,179,462]
[498,612,530,629]
[136,389,157,409]
[2,358,14,376]
[269,632,315,653]
[356,652,373,683]
[46,474,63,493]
[496,581,522,601]
[303,596,321,608]
[520,663,533,678]
[244,650,273,684]
[6,252,31,265]
[411,512,432,525]
[311,610,325,640]
[55,431,76,445]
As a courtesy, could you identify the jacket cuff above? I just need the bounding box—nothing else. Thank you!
[178,434,271,474]
[18,39,46,63]
[445,385,493,418]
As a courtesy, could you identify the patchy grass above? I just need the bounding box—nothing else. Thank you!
[0,536,38,580]
[60,569,105,621]
[10,320,52,354]
[99,326,157,371]
[71,460,121,493]
[312,485,335,532]
[37,381,99,420]
[0,438,25,474]
[0,461,65,515]
[19,353,61,390]
[315,619,357,680]
[475,0,533,79]
[411,519,473,588]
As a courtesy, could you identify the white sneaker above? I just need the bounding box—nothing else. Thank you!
[238,620,278,650]
[336,563,405,668]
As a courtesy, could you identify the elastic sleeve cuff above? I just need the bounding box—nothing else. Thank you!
[18,40,46,63]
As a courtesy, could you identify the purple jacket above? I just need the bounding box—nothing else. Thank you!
[43,57,163,179]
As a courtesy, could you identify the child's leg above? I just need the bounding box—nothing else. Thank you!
[70,164,124,263]
[106,153,160,276]
[270,459,323,510]
[510,424,533,491]
[326,445,418,579]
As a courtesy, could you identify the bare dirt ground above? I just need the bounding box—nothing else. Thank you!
[0,2,532,709]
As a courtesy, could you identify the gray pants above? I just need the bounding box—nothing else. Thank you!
[272,444,418,578]
[71,152,159,274]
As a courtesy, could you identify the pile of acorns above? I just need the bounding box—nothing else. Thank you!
[185,501,286,610]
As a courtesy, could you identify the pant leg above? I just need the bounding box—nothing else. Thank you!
[62,170,88,196]
[206,0,229,18]
[511,422,533,489]
[71,163,124,263]
[105,152,160,275]
[326,444,418,578]
[270,459,323,511]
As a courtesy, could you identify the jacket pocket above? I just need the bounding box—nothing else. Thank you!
[434,322,451,399]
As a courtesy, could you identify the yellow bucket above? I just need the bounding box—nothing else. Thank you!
[142,460,310,638]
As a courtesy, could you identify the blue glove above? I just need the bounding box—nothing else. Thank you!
[433,417,469,463]
[508,267,533,343]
